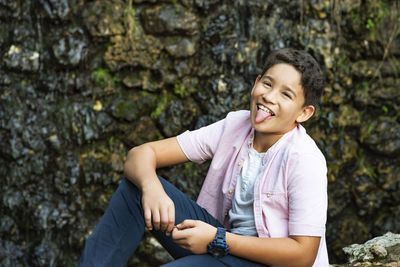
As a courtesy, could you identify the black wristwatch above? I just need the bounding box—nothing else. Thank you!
[207,227,229,257]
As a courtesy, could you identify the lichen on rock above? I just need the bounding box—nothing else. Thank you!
[104,34,163,71]
[331,232,400,266]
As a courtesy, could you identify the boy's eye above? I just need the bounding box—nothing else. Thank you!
[263,82,272,87]
[282,92,292,99]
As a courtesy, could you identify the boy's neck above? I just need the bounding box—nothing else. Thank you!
[253,132,282,153]
[253,125,297,153]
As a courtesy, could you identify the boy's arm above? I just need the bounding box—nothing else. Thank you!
[172,220,320,267]
[227,232,320,267]
[123,137,189,234]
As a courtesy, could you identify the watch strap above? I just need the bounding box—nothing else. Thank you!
[207,227,229,257]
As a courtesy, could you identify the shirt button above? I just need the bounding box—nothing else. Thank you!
[229,189,233,194]
[238,161,243,166]
[267,193,271,198]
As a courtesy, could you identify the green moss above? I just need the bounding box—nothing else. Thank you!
[125,7,135,28]
[108,136,114,148]
[91,68,120,96]
[183,162,199,176]
[124,0,136,36]
[366,18,375,30]
[173,78,199,98]
[356,149,377,178]
[365,0,396,41]
[150,93,170,119]
[20,80,27,88]
[115,101,134,118]
[174,80,187,97]
[337,56,348,68]
[359,119,377,143]
[92,68,112,87]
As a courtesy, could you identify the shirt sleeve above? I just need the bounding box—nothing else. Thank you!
[176,118,226,164]
[287,153,328,237]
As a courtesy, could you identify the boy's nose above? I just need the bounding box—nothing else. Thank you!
[262,88,278,104]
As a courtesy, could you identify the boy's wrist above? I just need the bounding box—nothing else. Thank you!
[141,178,163,193]
[207,227,229,257]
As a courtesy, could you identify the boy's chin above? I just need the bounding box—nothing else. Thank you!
[251,122,270,133]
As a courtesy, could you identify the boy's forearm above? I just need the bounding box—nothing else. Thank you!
[123,145,162,191]
[226,233,319,267]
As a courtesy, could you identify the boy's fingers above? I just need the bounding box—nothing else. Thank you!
[166,205,175,234]
[172,223,198,240]
[144,208,152,230]
[159,207,169,231]
[171,228,187,240]
[152,209,160,230]
[171,226,178,237]
[178,219,196,229]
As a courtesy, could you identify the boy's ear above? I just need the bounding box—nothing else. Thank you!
[296,105,315,123]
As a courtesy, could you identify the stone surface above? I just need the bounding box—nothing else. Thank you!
[343,233,400,263]
[51,32,88,67]
[3,45,40,72]
[83,0,126,37]
[104,34,163,71]
[39,0,71,19]
[360,117,400,156]
[164,37,197,58]
[141,4,199,35]
[122,70,163,92]
[331,232,400,266]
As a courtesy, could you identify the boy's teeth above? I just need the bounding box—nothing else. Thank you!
[258,105,272,114]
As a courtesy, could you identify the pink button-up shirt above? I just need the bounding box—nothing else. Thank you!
[177,110,329,266]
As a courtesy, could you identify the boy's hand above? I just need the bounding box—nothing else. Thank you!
[141,185,175,235]
[171,220,217,254]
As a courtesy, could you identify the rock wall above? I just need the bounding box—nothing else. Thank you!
[0,0,399,265]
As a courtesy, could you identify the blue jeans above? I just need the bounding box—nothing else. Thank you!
[78,177,265,267]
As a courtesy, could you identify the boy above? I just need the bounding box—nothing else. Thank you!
[79,48,328,266]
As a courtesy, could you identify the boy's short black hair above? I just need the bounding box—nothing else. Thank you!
[261,48,324,107]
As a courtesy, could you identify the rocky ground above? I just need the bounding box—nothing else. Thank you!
[331,233,400,267]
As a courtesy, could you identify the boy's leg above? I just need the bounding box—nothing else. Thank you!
[78,178,147,267]
[160,254,266,267]
[78,176,223,266]
[161,254,227,267]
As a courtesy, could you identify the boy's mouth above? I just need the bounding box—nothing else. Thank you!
[257,105,275,116]
[255,104,275,123]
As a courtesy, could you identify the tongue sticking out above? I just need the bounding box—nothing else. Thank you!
[255,109,271,123]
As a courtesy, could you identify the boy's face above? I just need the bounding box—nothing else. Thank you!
[250,63,314,136]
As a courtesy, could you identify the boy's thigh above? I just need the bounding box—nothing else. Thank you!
[161,254,267,267]
[160,254,225,267]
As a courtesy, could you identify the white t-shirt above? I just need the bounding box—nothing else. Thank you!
[229,146,265,236]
